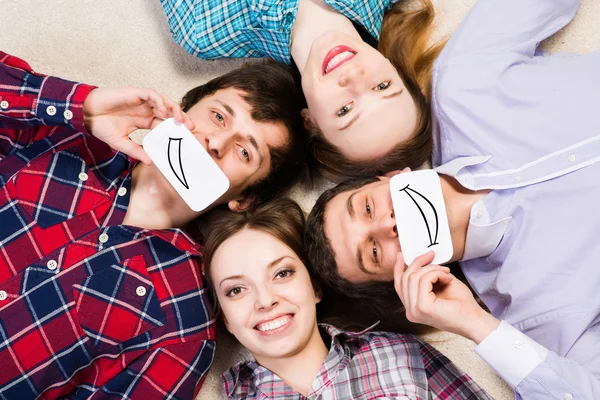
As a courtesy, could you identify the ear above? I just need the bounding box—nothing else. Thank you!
[228,196,256,213]
[301,108,317,130]
[314,286,323,304]
[378,167,411,180]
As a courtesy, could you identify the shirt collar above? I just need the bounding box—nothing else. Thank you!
[434,157,511,260]
[222,323,378,398]
[140,228,203,256]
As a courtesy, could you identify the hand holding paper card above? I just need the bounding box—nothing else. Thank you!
[389,170,452,265]
[142,118,229,212]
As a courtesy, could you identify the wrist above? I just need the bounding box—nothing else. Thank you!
[464,311,500,344]
[82,88,98,133]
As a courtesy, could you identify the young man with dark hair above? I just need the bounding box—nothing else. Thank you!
[306,161,600,398]
[0,51,305,399]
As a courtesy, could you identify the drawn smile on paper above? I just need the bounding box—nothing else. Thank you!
[167,137,190,189]
[399,184,439,248]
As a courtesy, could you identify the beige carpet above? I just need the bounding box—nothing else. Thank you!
[2,1,599,399]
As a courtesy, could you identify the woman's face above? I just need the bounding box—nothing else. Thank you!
[301,31,419,161]
[210,229,321,361]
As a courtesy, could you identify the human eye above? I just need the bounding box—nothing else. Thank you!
[213,111,225,125]
[365,199,372,218]
[225,286,244,297]
[237,144,250,162]
[372,241,379,263]
[274,268,295,280]
[373,81,391,91]
[337,101,354,117]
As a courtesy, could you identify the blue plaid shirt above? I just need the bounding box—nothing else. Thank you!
[160,0,395,64]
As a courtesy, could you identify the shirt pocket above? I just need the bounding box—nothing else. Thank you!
[14,146,111,228]
[72,255,166,352]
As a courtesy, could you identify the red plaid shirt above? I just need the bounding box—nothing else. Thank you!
[223,324,491,399]
[0,51,215,399]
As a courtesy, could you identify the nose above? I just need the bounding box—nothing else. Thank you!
[254,286,279,312]
[205,130,234,159]
[338,65,366,90]
[371,211,397,239]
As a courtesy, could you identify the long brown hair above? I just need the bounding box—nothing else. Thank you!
[307,0,445,181]
[202,199,313,316]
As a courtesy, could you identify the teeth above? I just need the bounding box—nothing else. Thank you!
[256,315,291,332]
[325,51,354,74]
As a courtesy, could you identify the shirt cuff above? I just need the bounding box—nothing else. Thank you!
[36,75,96,134]
[474,320,548,388]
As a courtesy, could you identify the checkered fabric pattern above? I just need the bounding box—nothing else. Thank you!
[160,0,395,64]
[0,51,215,399]
[223,324,491,399]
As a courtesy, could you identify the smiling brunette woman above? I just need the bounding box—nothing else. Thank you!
[201,199,489,399]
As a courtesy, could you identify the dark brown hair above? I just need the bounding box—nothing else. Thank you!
[306,0,445,181]
[202,198,315,316]
[181,60,308,202]
[304,177,431,333]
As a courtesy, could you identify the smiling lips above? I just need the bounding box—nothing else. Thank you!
[322,45,357,75]
[255,314,293,336]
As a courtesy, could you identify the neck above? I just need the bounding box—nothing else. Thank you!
[123,163,203,230]
[255,323,328,396]
[439,175,489,262]
[291,0,361,73]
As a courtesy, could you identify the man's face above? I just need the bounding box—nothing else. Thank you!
[324,177,401,283]
[186,88,289,204]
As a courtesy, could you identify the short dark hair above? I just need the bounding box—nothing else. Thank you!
[305,177,431,333]
[181,60,307,202]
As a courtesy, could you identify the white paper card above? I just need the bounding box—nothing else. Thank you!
[142,118,229,212]
[389,170,452,265]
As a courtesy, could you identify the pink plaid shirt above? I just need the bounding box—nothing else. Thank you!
[223,324,490,399]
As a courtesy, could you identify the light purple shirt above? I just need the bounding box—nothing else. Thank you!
[430,0,600,399]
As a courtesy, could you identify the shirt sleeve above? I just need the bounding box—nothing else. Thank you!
[419,339,493,399]
[476,321,600,399]
[441,0,581,58]
[88,339,216,399]
[0,51,96,157]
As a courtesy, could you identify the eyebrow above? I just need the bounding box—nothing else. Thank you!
[267,256,292,269]
[383,89,403,100]
[219,274,244,287]
[216,100,235,117]
[339,113,361,131]
[356,247,375,276]
[346,191,357,219]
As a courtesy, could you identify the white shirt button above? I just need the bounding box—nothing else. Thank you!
[136,286,147,297]
[568,154,576,163]
[99,233,109,244]
[64,110,73,120]
[0,100,8,109]
[47,260,58,270]
[514,341,523,349]
[0,291,6,301]
[514,176,523,183]
[476,208,484,218]
[46,105,57,116]
[78,172,89,181]
[117,187,128,197]
[564,394,573,400]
